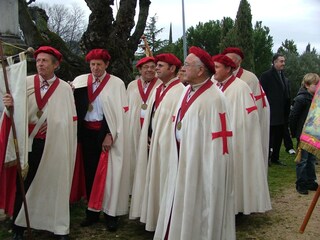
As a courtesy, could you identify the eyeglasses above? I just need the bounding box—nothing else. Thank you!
[184,62,202,68]
[142,65,156,70]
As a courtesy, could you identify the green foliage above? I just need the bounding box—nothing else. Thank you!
[186,20,222,55]
[143,14,168,55]
[253,21,273,77]
[233,0,255,71]
[277,39,299,56]
[285,50,320,100]
[219,17,236,51]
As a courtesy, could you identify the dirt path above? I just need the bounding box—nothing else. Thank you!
[236,181,320,240]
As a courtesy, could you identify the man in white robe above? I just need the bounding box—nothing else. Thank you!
[222,47,270,172]
[72,49,129,232]
[130,53,185,231]
[1,46,77,240]
[212,54,271,215]
[155,46,235,240]
[127,57,161,191]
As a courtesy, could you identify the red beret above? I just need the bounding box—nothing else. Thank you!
[212,54,236,69]
[189,46,215,73]
[34,46,62,63]
[136,57,155,68]
[222,47,244,59]
[155,53,182,68]
[85,49,111,62]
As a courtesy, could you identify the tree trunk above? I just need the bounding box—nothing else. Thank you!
[18,0,88,81]
[82,0,151,84]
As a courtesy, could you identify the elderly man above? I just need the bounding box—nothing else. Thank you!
[155,47,235,240]
[127,57,161,190]
[222,47,270,171]
[130,53,185,231]
[212,54,271,215]
[72,49,129,232]
[1,46,77,240]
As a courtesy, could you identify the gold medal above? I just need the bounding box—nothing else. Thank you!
[88,103,93,112]
[177,121,182,130]
[36,110,43,118]
[141,103,148,110]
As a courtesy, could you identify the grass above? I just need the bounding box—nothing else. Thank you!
[0,143,299,239]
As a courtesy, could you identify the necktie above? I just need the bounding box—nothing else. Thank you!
[41,80,49,90]
[217,82,223,89]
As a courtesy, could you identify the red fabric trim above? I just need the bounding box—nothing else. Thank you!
[155,80,180,109]
[34,75,60,110]
[73,116,78,121]
[70,143,87,203]
[28,124,46,139]
[140,117,144,128]
[221,75,236,92]
[137,77,158,104]
[88,151,109,210]
[235,67,244,78]
[83,121,102,130]
[87,73,110,104]
[179,80,213,122]
[0,114,17,216]
[123,106,129,113]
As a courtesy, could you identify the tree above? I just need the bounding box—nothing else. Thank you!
[39,3,86,54]
[143,14,168,54]
[19,0,151,84]
[277,39,298,56]
[252,21,273,77]
[219,17,235,51]
[233,0,255,71]
[80,0,151,84]
[186,20,222,55]
[19,0,88,80]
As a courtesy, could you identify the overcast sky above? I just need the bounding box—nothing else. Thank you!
[34,0,320,54]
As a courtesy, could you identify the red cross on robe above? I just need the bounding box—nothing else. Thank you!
[211,112,233,154]
[246,93,258,114]
[254,84,267,108]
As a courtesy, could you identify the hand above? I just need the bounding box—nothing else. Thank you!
[102,133,113,152]
[2,93,14,108]
[39,121,47,135]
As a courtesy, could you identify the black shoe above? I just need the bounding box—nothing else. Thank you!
[105,215,118,232]
[271,160,287,166]
[296,185,308,195]
[306,182,318,191]
[80,218,99,227]
[56,235,70,240]
[12,232,24,240]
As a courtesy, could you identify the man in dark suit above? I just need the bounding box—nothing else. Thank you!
[260,53,291,166]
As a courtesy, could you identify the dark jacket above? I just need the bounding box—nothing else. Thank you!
[289,87,313,142]
[260,66,291,126]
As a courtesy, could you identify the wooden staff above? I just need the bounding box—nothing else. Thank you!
[299,185,320,233]
[141,35,153,57]
[0,40,33,240]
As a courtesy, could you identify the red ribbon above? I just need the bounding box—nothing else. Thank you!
[87,73,111,104]
[220,75,236,92]
[235,67,244,78]
[34,75,60,110]
[155,80,180,109]
[179,80,213,122]
[137,77,158,104]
